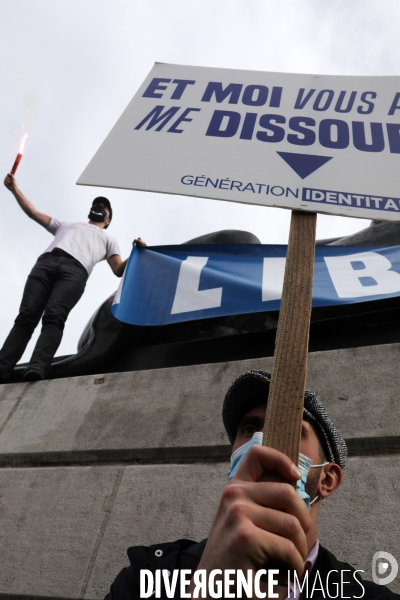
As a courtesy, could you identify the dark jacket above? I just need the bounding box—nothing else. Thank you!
[105,539,399,599]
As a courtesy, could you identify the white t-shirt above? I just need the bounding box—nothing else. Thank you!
[44,219,121,276]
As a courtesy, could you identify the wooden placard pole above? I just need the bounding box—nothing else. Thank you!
[261,210,317,477]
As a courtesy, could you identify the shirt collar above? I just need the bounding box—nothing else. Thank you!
[287,540,320,599]
[304,539,320,573]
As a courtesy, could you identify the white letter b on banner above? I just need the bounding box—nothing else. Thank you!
[325,251,400,298]
[171,256,223,314]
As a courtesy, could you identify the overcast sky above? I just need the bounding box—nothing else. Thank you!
[1,0,400,363]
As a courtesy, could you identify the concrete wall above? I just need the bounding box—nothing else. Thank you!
[0,343,400,599]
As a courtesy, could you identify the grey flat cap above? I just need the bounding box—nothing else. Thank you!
[222,370,347,469]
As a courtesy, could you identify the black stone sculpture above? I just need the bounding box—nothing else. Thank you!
[11,222,400,381]
[317,219,400,247]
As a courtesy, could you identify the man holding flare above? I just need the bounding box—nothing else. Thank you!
[0,173,146,383]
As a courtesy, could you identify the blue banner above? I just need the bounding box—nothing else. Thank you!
[112,244,400,326]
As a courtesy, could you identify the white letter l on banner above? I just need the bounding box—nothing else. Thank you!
[171,256,223,314]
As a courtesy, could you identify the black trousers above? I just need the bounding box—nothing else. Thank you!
[0,250,88,381]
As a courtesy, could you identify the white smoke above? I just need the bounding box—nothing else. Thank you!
[21,90,41,127]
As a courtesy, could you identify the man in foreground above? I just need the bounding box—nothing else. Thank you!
[1,173,146,382]
[105,370,398,599]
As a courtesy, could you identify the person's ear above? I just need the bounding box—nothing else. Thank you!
[318,463,342,499]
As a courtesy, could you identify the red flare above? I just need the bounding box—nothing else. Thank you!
[11,133,28,175]
[18,133,28,155]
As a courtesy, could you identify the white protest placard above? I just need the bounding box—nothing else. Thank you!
[77,63,400,221]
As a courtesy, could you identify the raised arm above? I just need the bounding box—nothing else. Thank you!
[107,237,147,277]
[3,173,51,228]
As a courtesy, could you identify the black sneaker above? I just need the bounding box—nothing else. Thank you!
[23,369,44,382]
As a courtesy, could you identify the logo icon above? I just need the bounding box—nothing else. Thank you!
[372,551,398,586]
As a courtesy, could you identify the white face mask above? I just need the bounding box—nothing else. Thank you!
[227,432,329,510]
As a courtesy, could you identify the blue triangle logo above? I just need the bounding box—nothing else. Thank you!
[277,152,333,179]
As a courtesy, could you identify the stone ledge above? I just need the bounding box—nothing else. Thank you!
[1,435,400,468]
[1,344,400,456]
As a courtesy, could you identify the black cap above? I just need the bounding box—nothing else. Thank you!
[222,370,347,468]
[92,197,112,222]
